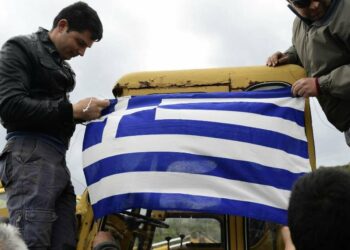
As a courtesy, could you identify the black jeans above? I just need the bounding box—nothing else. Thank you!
[0,136,76,250]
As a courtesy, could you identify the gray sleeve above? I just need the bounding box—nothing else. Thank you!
[284,45,302,66]
[318,65,350,99]
[284,18,302,66]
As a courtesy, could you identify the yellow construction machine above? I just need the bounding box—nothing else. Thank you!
[75,64,316,250]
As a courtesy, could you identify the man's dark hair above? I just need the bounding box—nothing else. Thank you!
[52,1,103,41]
[288,167,350,250]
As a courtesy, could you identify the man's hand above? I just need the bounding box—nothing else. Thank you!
[266,51,289,67]
[291,77,319,97]
[73,97,110,121]
[281,226,296,250]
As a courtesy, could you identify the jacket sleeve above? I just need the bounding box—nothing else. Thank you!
[316,12,350,100]
[284,45,302,66]
[318,65,350,100]
[0,38,73,128]
[284,19,303,67]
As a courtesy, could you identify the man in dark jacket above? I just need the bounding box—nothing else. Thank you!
[266,0,350,139]
[0,2,109,249]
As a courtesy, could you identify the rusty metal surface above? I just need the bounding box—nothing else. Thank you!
[112,65,305,97]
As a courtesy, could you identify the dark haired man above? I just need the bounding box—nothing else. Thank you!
[0,2,109,249]
[266,0,350,142]
[288,167,350,250]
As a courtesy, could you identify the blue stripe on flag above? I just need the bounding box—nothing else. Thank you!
[84,152,305,190]
[83,118,107,149]
[116,109,308,158]
[159,102,304,126]
[91,193,288,224]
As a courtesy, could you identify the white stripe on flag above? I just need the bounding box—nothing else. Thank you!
[155,108,306,141]
[102,96,130,141]
[88,171,290,209]
[160,97,305,111]
[83,134,309,173]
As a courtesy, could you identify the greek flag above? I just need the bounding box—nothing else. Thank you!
[82,87,311,224]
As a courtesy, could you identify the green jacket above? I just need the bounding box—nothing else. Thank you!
[285,0,350,131]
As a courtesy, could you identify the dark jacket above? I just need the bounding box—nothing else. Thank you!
[285,0,350,131]
[0,28,76,147]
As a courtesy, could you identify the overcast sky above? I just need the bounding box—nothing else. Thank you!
[1,0,349,194]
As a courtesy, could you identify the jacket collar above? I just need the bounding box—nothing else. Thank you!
[37,27,62,63]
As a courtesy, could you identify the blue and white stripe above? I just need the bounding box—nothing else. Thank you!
[82,88,311,224]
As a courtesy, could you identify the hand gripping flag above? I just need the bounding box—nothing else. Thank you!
[82,87,311,224]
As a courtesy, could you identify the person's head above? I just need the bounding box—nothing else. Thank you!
[287,0,332,21]
[0,223,28,250]
[49,1,103,60]
[288,167,350,250]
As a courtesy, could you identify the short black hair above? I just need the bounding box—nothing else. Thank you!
[52,1,103,41]
[288,167,350,250]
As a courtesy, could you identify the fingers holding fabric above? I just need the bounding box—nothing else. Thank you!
[73,97,110,121]
[291,78,319,98]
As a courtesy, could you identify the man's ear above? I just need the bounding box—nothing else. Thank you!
[57,19,69,32]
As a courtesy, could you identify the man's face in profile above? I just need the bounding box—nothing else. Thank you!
[55,20,94,60]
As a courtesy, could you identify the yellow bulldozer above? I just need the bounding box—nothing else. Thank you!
[1,64,315,250]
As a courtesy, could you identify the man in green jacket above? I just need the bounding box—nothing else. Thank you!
[266,0,350,139]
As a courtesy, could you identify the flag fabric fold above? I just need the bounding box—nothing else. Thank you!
[82,87,311,224]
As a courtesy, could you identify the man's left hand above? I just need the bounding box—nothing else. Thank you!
[291,77,319,97]
[281,226,296,250]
